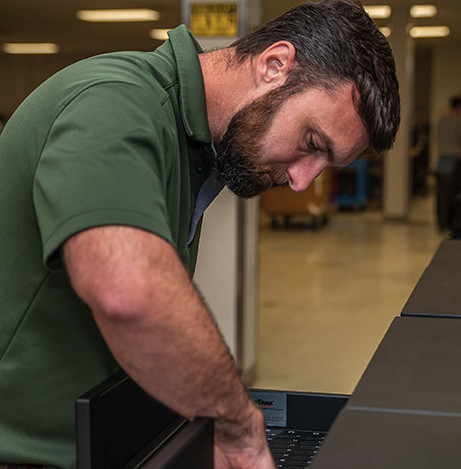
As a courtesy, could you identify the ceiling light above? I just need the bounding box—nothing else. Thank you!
[410,5,438,18]
[364,5,392,19]
[379,26,392,38]
[3,43,59,54]
[409,26,450,38]
[77,9,160,22]
[150,29,171,41]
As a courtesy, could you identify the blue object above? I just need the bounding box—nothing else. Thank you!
[337,158,368,209]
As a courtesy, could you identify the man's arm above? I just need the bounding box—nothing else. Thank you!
[62,225,274,469]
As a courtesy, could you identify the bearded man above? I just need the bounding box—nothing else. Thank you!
[0,1,399,468]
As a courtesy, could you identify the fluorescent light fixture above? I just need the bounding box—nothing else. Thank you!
[379,26,392,38]
[364,5,392,19]
[409,26,450,38]
[150,29,171,41]
[3,43,59,54]
[77,9,160,22]
[410,5,437,18]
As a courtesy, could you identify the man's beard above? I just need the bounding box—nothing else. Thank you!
[215,81,300,198]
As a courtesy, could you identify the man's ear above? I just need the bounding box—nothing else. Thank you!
[254,41,296,88]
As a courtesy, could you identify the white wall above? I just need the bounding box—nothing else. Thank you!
[193,190,240,354]
[193,190,260,384]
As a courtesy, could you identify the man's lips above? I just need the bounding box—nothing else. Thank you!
[266,172,288,187]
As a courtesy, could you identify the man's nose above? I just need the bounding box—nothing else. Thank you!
[286,159,327,193]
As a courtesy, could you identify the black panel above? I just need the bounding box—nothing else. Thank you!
[312,408,461,469]
[138,418,213,469]
[424,239,461,270]
[76,372,185,469]
[402,239,461,318]
[286,392,348,432]
[348,316,461,413]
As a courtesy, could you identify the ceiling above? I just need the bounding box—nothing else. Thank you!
[0,0,460,58]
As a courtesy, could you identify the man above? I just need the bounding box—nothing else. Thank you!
[0,0,400,468]
[436,95,461,231]
[437,95,461,167]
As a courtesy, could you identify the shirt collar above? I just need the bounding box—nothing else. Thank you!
[168,25,212,145]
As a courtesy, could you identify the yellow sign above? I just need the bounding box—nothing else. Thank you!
[190,3,238,37]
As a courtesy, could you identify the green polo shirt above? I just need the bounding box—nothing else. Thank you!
[0,25,214,468]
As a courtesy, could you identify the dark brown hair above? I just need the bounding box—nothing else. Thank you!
[231,0,400,154]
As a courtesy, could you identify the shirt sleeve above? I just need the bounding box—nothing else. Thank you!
[33,82,177,269]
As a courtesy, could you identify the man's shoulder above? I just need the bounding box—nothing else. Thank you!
[57,51,175,93]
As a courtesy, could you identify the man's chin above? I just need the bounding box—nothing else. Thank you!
[227,181,288,199]
[226,185,268,199]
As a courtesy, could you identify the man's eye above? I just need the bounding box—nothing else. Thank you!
[307,139,318,151]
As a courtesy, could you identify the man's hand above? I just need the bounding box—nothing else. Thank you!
[214,402,276,469]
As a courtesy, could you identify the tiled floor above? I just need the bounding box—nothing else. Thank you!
[253,191,447,395]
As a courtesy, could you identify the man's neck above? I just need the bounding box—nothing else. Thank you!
[199,48,255,145]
